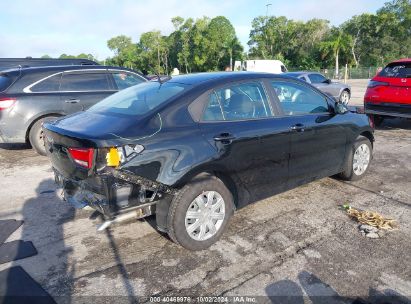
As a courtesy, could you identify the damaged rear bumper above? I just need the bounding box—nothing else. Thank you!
[54,168,176,221]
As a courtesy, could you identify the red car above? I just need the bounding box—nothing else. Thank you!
[364,58,411,125]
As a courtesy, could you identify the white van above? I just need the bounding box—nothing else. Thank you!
[234,60,288,74]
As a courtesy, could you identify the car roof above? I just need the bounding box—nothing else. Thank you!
[390,58,411,64]
[1,65,141,75]
[167,71,294,85]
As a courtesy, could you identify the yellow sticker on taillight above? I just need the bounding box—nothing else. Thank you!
[106,147,120,167]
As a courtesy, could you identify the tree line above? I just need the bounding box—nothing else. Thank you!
[43,0,410,74]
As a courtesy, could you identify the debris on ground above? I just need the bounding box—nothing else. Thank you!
[341,204,398,238]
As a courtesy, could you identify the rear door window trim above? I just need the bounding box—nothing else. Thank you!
[23,69,122,93]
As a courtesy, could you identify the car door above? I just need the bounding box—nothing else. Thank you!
[60,70,116,114]
[269,79,347,187]
[308,73,340,98]
[197,81,290,205]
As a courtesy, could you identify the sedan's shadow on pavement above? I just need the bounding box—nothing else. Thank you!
[265,271,410,304]
[5,179,75,303]
[0,143,31,150]
[10,179,141,303]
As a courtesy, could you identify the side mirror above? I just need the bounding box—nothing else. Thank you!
[335,102,348,114]
[324,79,332,84]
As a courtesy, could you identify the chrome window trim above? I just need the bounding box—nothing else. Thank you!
[23,71,63,93]
[23,68,144,93]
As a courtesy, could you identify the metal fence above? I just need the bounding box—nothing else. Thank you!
[288,67,380,80]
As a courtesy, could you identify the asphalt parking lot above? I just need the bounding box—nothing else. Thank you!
[0,81,410,303]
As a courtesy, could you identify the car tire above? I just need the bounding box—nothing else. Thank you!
[29,116,58,156]
[339,90,350,105]
[167,173,234,251]
[339,136,372,181]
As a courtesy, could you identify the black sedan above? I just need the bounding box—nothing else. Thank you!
[44,72,374,250]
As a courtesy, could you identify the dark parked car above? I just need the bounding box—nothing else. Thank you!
[0,65,147,154]
[43,72,374,250]
[364,58,411,125]
[0,57,98,71]
[285,72,351,105]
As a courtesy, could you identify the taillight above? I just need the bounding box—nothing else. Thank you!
[367,81,389,88]
[0,98,16,110]
[68,148,94,169]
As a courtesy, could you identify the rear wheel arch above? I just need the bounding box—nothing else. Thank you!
[25,113,63,143]
[173,169,239,209]
[212,171,239,209]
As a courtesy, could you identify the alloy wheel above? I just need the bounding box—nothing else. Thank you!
[340,91,350,105]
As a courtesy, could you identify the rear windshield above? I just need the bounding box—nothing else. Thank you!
[88,81,188,116]
[0,74,15,91]
[379,62,411,78]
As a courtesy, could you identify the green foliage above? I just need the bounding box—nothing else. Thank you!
[106,16,242,74]
[248,16,329,69]
[54,53,98,61]
[103,0,409,73]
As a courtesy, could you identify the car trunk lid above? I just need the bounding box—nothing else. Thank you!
[43,111,160,180]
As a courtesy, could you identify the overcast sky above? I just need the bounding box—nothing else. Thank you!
[0,0,387,60]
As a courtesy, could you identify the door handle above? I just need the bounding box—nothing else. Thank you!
[213,133,236,144]
[65,99,80,104]
[290,123,305,132]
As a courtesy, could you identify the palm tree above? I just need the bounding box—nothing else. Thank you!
[320,28,352,78]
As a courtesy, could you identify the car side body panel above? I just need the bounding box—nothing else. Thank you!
[43,72,373,218]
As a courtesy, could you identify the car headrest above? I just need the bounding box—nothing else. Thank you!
[228,94,253,114]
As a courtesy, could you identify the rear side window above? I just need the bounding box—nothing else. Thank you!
[379,62,411,78]
[60,72,110,91]
[202,82,272,121]
[271,81,329,115]
[0,75,14,91]
[31,74,61,92]
[112,72,145,90]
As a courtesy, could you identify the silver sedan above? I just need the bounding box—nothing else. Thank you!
[285,72,351,105]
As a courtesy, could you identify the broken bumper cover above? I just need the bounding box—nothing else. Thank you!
[54,168,177,219]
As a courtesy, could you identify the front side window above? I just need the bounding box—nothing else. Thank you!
[31,74,61,92]
[271,81,329,115]
[202,82,272,121]
[89,81,188,116]
[308,73,327,84]
[112,72,145,90]
[60,72,110,91]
